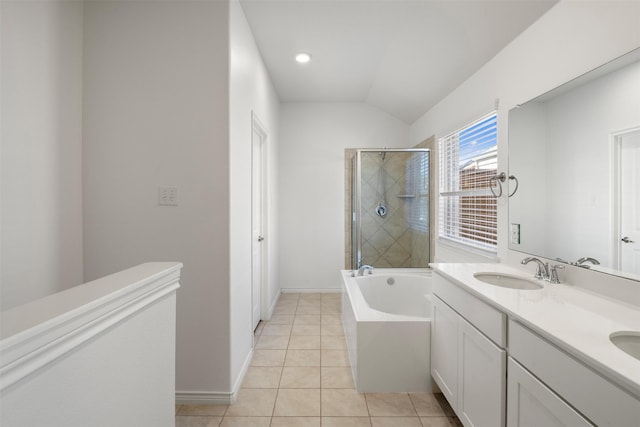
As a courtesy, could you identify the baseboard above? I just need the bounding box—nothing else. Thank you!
[176,288,343,406]
[281,288,341,293]
[265,291,280,320]
[230,348,253,402]
[176,348,254,406]
[175,391,235,405]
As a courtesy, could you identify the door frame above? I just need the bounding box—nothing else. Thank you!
[611,125,640,269]
[251,111,269,331]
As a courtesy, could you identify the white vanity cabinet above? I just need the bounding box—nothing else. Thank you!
[432,273,507,427]
[431,263,640,427]
[509,320,640,427]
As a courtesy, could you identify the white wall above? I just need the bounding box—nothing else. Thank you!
[508,103,548,255]
[3,0,281,399]
[1,263,181,427]
[543,60,640,266]
[278,103,409,291]
[0,0,84,310]
[229,0,280,390]
[410,1,640,264]
[82,0,232,394]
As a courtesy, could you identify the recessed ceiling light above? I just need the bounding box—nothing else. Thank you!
[295,53,312,64]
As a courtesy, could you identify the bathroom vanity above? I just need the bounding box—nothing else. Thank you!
[432,269,506,426]
[430,263,640,427]
[429,48,640,426]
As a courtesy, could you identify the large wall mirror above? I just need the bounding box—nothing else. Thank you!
[509,47,640,282]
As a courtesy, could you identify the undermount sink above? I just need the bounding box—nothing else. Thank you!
[473,272,543,290]
[610,331,640,361]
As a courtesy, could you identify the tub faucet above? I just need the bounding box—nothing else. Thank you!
[521,257,549,280]
[357,265,374,276]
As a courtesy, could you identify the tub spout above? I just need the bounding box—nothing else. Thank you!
[357,265,374,276]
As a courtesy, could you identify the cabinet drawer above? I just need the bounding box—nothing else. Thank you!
[434,273,506,347]
[509,320,640,427]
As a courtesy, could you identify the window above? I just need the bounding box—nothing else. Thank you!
[438,113,498,252]
[406,151,430,233]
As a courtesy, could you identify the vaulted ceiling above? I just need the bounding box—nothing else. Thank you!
[240,0,557,124]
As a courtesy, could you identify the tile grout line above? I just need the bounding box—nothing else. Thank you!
[363,392,373,426]
[222,294,368,425]
[181,291,455,426]
[273,297,296,420]
[319,313,323,421]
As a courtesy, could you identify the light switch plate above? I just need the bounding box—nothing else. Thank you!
[510,223,520,244]
[158,186,178,206]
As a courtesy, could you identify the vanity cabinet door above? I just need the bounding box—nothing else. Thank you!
[507,358,593,427]
[432,294,506,426]
[432,295,459,411]
[458,317,506,427]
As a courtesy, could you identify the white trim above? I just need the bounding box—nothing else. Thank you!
[264,290,281,321]
[611,125,640,270]
[175,391,235,406]
[280,288,342,294]
[231,347,253,402]
[437,238,500,262]
[437,104,500,143]
[438,112,499,252]
[176,348,253,406]
[251,111,269,326]
[611,130,622,269]
[0,263,182,392]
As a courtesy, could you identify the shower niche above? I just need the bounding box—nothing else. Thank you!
[347,148,431,269]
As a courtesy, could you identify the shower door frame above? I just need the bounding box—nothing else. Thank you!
[352,148,431,269]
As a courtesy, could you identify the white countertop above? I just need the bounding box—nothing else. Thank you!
[1,262,183,340]
[431,262,640,398]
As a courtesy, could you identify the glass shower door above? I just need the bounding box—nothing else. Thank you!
[352,149,430,269]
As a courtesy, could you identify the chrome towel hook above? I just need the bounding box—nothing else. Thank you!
[489,172,506,197]
[508,175,519,197]
[489,172,519,198]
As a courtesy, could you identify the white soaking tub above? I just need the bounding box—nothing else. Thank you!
[341,269,433,392]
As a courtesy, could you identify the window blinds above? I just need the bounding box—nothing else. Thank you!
[406,152,429,233]
[438,113,498,251]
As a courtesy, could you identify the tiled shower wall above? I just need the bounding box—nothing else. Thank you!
[360,151,421,267]
[345,138,434,269]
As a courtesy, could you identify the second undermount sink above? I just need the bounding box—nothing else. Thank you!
[610,331,640,361]
[473,272,543,290]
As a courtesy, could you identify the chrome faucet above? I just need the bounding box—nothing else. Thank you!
[576,257,600,266]
[548,264,564,284]
[521,257,549,280]
[357,265,374,276]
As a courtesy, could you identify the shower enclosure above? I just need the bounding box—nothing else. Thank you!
[350,148,431,269]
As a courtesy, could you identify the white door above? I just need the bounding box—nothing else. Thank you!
[252,116,267,332]
[619,129,640,275]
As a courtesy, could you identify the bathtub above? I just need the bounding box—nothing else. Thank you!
[341,269,433,393]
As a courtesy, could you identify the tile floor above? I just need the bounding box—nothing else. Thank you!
[175,292,461,427]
